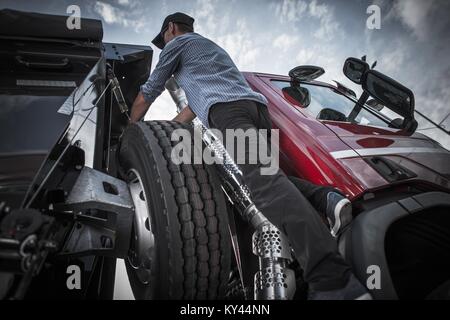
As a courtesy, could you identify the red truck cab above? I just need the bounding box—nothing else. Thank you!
[244,72,450,202]
[244,70,450,300]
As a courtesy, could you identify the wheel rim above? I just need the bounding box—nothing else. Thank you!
[127,169,155,285]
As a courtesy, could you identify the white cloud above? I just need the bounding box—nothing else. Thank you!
[94,1,146,32]
[190,0,223,35]
[308,0,340,41]
[415,81,450,149]
[189,0,262,70]
[295,48,315,64]
[273,34,299,52]
[117,0,130,5]
[273,0,341,41]
[377,40,408,74]
[94,2,118,24]
[390,0,439,41]
[215,20,260,70]
[274,0,308,23]
[145,91,177,121]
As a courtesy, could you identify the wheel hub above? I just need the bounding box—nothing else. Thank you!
[126,169,155,285]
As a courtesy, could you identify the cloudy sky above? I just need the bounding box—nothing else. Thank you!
[1,0,449,149]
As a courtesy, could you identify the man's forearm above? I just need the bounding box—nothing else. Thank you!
[172,105,196,123]
[130,92,151,123]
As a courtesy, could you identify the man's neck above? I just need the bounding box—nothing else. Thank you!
[174,31,190,38]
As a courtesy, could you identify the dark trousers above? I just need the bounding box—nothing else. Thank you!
[208,99,351,291]
[287,176,338,219]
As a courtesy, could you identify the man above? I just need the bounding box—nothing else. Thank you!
[129,12,370,300]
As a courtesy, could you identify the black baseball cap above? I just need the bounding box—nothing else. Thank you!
[152,12,195,50]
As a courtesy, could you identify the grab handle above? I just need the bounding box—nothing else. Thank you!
[15,55,70,69]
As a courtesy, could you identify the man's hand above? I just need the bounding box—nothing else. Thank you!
[129,92,151,124]
[172,105,196,123]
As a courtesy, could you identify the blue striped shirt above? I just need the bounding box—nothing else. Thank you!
[140,32,268,127]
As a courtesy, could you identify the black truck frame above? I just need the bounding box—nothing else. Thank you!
[0,9,152,299]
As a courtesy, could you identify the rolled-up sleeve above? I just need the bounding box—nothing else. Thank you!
[140,39,183,104]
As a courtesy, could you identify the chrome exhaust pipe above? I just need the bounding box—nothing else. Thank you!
[165,77,189,110]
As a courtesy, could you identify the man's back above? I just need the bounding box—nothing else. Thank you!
[140,32,267,127]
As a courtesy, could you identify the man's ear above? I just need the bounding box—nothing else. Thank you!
[168,22,175,34]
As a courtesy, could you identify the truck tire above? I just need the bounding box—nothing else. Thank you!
[118,120,231,300]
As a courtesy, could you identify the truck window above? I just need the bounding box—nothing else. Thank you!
[271,80,401,129]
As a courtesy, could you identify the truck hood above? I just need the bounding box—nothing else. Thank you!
[323,121,450,191]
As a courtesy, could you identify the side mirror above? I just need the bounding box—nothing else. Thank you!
[343,57,370,84]
[282,86,311,107]
[317,108,347,122]
[289,65,325,82]
[362,70,414,119]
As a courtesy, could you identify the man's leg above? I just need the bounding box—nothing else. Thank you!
[288,176,353,236]
[208,100,351,291]
[287,177,334,207]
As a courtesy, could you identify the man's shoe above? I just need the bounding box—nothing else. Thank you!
[308,274,372,300]
[326,192,353,237]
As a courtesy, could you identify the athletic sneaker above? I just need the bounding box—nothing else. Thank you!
[308,274,373,300]
[326,192,353,237]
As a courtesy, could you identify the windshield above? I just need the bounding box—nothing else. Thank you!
[272,80,404,129]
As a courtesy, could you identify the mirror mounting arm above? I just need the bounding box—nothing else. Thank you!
[348,91,370,123]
